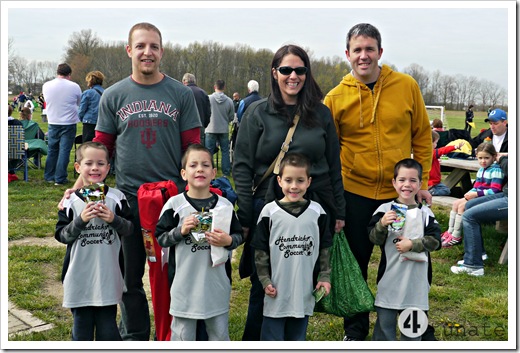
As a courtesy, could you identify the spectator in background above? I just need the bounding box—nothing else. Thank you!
[43,63,82,186]
[183,73,211,145]
[17,91,27,112]
[431,118,444,131]
[7,105,21,126]
[79,71,105,143]
[8,105,23,175]
[471,108,508,154]
[206,80,234,177]
[451,154,508,277]
[237,80,262,123]
[232,92,241,115]
[323,23,432,341]
[24,98,35,113]
[38,93,45,112]
[465,104,474,134]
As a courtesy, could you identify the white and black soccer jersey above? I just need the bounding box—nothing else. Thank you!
[55,187,133,309]
[155,192,243,320]
[251,199,330,318]
[368,201,441,311]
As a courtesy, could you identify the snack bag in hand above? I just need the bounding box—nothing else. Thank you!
[81,183,107,204]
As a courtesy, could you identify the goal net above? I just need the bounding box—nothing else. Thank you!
[425,105,446,128]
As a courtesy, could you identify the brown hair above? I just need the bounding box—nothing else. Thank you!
[181,144,213,169]
[432,118,443,129]
[432,130,440,142]
[476,142,497,158]
[76,141,110,163]
[20,107,32,120]
[279,152,311,177]
[86,71,105,87]
[128,22,162,48]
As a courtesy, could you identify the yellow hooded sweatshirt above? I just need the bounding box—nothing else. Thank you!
[324,64,432,200]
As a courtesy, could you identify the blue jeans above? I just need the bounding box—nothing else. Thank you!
[462,193,507,268]
[205,133,230,176]
[429,182,451,196]
[261,316,309,341]
[71,305,121,341]
[118,194,150,340]
[44,124,76,183]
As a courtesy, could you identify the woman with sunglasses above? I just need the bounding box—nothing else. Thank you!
[233,44,345,340]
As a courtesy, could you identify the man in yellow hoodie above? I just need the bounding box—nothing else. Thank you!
[323,23,433,341]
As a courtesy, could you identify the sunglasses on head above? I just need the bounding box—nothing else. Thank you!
[276,66,308,75]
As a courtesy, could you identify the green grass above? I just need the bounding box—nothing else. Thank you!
[7,109,508,342]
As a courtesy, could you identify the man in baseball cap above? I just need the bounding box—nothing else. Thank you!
[472,108,508,153]
[485,108,507,123]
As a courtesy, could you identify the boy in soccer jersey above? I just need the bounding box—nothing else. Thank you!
[368,158,441,341]
[251,152,332,341]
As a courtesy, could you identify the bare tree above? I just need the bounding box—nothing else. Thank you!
[404,63,430,94]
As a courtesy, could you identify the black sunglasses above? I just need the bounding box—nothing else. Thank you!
[276,66,308,75]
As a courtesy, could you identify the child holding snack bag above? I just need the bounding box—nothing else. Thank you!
[55,141,134,340]
[368,158,441,341]
[251,153,332,341]
[155,144,243,341]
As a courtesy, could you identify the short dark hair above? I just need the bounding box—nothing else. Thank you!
[346,23,382,51]
[215,80,226,90]
[279,152,311,177]
[76,141,110,163]
[181,143,214,169]
[393,158,423,181]
[57,63,72,76]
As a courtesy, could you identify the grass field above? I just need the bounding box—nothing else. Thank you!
[6,107,510,343]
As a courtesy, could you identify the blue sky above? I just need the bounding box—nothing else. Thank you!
[3,1,513,90]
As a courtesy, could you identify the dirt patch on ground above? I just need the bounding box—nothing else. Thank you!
[8,237,152,307]
[8,236,63,248]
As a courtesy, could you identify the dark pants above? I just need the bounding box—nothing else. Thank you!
[261,316,309,341]
[82,123,96,143]
[119,194,151,341]
[242,198,267,341]
[342,191,392,340]
[71,305,121,341]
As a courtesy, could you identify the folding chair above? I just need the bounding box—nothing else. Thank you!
[73,135,83,177]
[8,125,28,182]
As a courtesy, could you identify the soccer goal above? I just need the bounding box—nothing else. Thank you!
[426,105,446,128]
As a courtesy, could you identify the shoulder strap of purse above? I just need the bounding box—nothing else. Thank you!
[252,114,300,192]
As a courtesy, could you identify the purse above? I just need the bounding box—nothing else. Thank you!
[252,114,300,193]
[315,229,375,317]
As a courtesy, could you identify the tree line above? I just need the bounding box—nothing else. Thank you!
[8,29,507,111]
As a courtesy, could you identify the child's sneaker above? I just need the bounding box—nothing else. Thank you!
[451,264,484,276]
[441,231,451,241]
[441,232,462,248]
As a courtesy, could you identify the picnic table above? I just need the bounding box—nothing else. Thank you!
[440,158,480,194]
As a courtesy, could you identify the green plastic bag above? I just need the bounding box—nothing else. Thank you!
[315,230,375,317]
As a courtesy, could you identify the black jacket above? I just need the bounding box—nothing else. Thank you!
[187,83,211,128]
[471,129,508,152]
